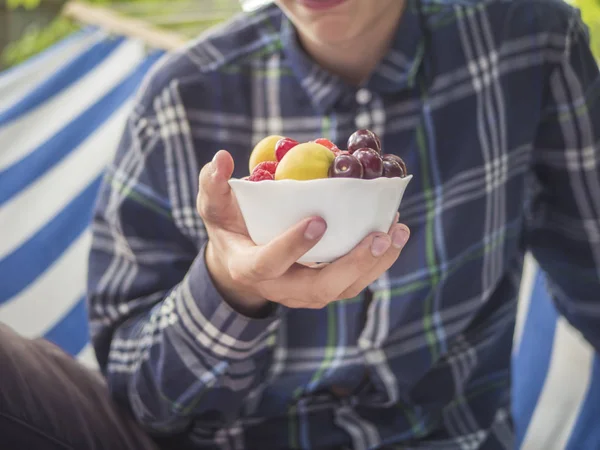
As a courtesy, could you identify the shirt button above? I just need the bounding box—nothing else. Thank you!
[355,112,370,129]
[356,88,372,105]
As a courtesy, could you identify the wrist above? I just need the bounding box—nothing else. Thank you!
[204,241,272,318]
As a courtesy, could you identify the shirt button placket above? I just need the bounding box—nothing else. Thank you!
[354,88,373,129]
[356,88,372,105]
[355,112,371,129]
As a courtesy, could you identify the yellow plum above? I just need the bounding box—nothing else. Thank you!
[274,142,335,181]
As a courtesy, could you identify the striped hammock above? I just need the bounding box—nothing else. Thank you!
[0,27,163,367]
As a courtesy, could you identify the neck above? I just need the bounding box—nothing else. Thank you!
[297,1,406,86]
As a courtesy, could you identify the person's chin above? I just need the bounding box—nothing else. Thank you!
[305,23,357,46]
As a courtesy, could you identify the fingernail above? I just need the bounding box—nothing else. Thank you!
[371,235,391,257]
[304,219,327,240]
[392,227,410,249]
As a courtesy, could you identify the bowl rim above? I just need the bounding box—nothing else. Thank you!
[229,174,413,185]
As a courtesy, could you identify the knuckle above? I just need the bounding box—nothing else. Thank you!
[382,249,401,267]
[306,301,327,310]
[227,260,249,285]
[308,292,331,309]
[196,196,210,219]
[276,297,293,308]
[343,286,364,300]
[248,258,276,280]
[228,265,246,284]
[318,299,330,309]
[199,161,213,182]
[307,293,323,306]
[197,204,206,220]
[353,246,377,268]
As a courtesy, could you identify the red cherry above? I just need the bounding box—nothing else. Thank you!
[347,129,381,154]
[382,159,403,178]
[328,154,364,179]
[382,154,407,178]
[353,148,384,179]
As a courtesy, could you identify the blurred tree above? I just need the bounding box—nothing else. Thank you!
[1,0,240,67]
[2,1,76,67]
[573,0,600,60]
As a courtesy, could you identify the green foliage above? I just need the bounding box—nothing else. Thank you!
[2,16,78,67]
[7,0,43,9]
[573,0,600,60]
[1,0,241,67]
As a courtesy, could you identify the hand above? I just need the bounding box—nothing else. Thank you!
[197,150,410,316]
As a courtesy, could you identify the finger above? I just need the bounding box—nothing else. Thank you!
[390,223,410,250]
[338,224,410,300]
[257,223,406,307]
[229,216,327,282]
[299,232,392,302]
[197,150,236,222]
[199,150,235,196]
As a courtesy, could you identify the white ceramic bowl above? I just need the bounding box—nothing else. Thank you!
[228,175,413,264]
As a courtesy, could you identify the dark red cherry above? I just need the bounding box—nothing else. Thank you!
[382,154,407,177]
[347,129,381,154]
[328,154,364,178]
[353,148,384,179]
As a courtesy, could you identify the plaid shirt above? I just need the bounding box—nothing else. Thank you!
[87,1,600,448]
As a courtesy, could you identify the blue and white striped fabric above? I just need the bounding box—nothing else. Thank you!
[0,28,598,449]
[513,255,600,449]
[0,28,164,369]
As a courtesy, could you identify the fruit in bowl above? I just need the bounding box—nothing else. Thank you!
[229,129,412,264]
[248,135,283,173]
[274,142,335,181]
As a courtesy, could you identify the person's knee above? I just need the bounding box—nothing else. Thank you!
[0,324,75,446]
[0,324,156,450]
[0,323,35,381]
[0,322,24,352]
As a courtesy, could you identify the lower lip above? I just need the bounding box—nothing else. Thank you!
[298,0,348,10]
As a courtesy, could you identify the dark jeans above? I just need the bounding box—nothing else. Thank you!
[0,323,158,450]
[0,323,514,450]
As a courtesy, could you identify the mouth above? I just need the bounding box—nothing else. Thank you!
[297,0,348,10]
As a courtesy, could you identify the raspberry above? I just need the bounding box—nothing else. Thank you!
[248,169,274,181]
[253,160,278,175]
[314,138,339,153]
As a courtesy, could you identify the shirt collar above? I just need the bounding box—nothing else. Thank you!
[367,0,427,94]
[280,0,426,113]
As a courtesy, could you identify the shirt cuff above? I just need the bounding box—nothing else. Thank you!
[176,244,282,358]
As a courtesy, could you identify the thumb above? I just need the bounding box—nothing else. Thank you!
[197,150,236,223]
[210,150,235,192]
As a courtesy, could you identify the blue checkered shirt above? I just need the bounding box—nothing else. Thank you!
[87,0,600,448]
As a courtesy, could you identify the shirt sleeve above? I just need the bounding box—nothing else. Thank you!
[527,10,600,353]
[86,98,281,438]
